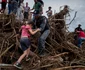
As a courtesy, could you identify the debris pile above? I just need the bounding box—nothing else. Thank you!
[0,6,85,70]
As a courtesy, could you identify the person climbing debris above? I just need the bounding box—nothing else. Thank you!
[37,0,44,14]
[24,2,30,20]
[74,24,83,46]
[75,29,85,48]
[11,0,18,14]
[14,21,41,69]
[31,0,42,21]
[37,0,44,6]
[75,24,82,31]
[33,11,50,56]
[8,0,12,14]
[16,0,24,21]
[46,6,52,18]
[1,0,7,13]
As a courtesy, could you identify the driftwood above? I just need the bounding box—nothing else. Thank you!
[50,66,85,70]
[0,5,85,70]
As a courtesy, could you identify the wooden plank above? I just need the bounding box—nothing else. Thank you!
[0,64,14,68]
[50,66,85,70]
[0,64,19,70]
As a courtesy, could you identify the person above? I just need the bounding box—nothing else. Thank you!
[37,0,44,14]
[20,0,24,12]
[75,24,82,31]
[37,0,44,6]
[75,29,85,48]
[31,0,42,21]
[14,21,41,69]
[11,0,18,14]
[16,0,24,21]
[1,0,7,13]
[8,0,12,14]
[24,2,30,20]
[34,12,50,56]
[19,10,24,22]
[46,6,52,18]
[74,24,82,46]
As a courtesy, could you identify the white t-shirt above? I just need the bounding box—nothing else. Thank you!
[47,10,52,17]
[20,3,24,11]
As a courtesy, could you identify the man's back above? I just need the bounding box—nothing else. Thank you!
[36,16,50,33]
[75,27,82,31]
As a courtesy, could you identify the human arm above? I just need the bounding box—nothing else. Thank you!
[26,24,41,35]
[46,10,48,13]
[31,5,34,10]
[29,28,41,35]
[31,8,34,10]
[75,29,80,33]
[76,31,80,33]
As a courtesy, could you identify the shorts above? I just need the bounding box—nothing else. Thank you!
[1,2,6,10]
[20,37,31,51]
[24,12,28,19]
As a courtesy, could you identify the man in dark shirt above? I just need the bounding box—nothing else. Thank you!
[75,24,82,31]
[74,24,82,46]
[34,12,50,56]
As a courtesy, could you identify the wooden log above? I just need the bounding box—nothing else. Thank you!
[0,64,18,70]
[50,66,85,70]
[0,44,14,58]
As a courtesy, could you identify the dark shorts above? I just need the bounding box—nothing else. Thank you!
[1,2,6,10]
[24,12,28,19]
[20,37,31,51]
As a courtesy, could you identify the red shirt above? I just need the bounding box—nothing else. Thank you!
[78,31,85,38]
[21,25,31,38]
[2,0,7,2]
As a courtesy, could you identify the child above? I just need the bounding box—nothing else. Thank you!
[14,21,41,69]
[24,2,30,20]
[46,6,52,18]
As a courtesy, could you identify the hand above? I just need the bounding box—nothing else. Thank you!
[37,28,41,31]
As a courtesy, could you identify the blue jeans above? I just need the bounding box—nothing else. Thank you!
[78,37,85,48]
[12,1,18,14]
[38,30,50,55]
[8,4,12,14]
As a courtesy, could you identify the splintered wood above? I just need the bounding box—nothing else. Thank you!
[0,5,85,70]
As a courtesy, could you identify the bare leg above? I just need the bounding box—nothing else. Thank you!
[17,48,29,63]
[26,47,30,58]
